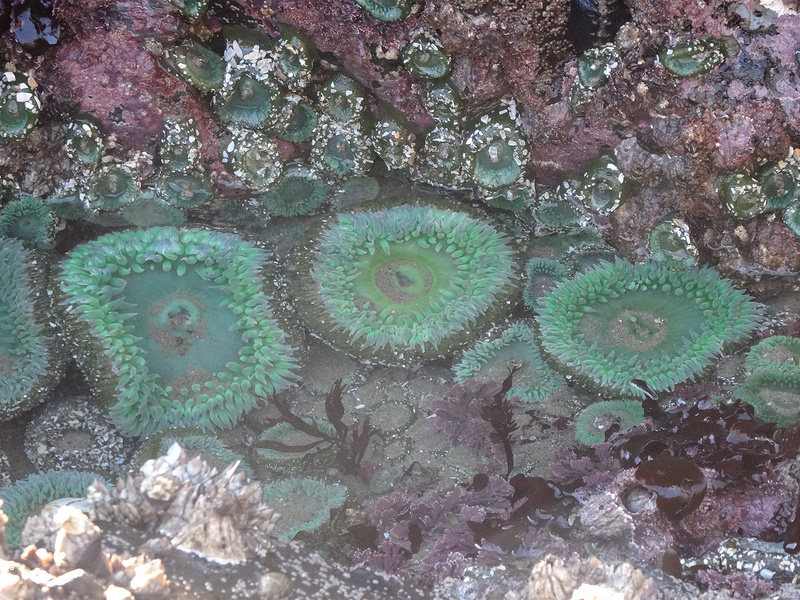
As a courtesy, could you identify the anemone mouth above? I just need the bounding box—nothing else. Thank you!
[58,227,299,437]
[292,203,519,365]
[536,259,761,397]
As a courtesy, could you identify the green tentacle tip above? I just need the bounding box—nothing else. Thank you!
[165,40,225,92]
[453,321,566,404]
[649,216,698,267]
[0,195,54,249]
[715,173,767,219]
[402,31,452,79]
[65,114,104,166]
[0,470,110,548]
[463,102,528,190]
[737,368,800,427]
[746,336,800,375]
[536,259,761,398]
[574,400,644,446]
[262,477,347,539]
[291,202,519,365]
[0,71,42,139]
[354,0,420,21]
[57,227,299,438]
[258,163,329,217]
[658,38,725,77]
[0,237,60,421]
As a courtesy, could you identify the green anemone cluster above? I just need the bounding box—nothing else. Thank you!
[290,202,519,365]
[0,196,55,249]
[57,227,299,438]
[0,470,110,548]
[261,477,347,539]
[0,237,61,421]
[453,321,566,404]
[536,259,761,398]
[574,400,645,446]
[0,70,42,139]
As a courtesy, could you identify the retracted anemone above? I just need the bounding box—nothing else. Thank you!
[0,71,42,139]
[158,116,202,174]
[290,203,519,365]
[463,102,528,191]
[65,114,104,167]
[258,163,329,217]
[402,30,451,79]
[536,259,761,398]
[165,40,225,92]
[353,0,420,22]
[715,173,767,220]
[221,128,284,191]
[649,216,698,267]
[57,227,299,438]
[310,115,374,178]
[574,400,644,446]
[0,195,55,249]
[737,368,800,427]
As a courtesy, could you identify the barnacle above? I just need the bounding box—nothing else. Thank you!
[370,110,416,171]
[353,0,420,22]
[158,116,202,174]
[290,202,519,365]
[0,237,61,421]
[136,427,252,477]
[221,128,284,191]
[522,257,569,308]
[536,259,761,398]
[258,163,329,217]
[310,115,374,178]
[0,195,54,249]
[64,114,104,167]
[0,470,110,547]
[402,31,452,79]
[463,102,528,190]
[574,400,644,446]
[715,173,767,220]
[416,124,465,188]
[737,368,800,427]
[424,80,462,124]
[577,153,627,215]
[273,94,318,143]
[261,477,346,539]
[156,170,216,209]
[649,216,698,267]
[453,321,566,404]
[164,40,225,92]
[82,163,141,212]
[273,25,316,92]
[658,38,725,77]
[317,74,367,124]
[745,336,800,375]
[0,71,42,138]
[57,227,299,437]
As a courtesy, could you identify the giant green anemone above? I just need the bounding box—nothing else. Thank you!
[536,259,761,398]
[290,203,519,365]
[0,71,42,139]
[0,237,61,421]
[745,336,800,375]
[463,102,528,190]
[261,477,347,539]
[0,196,54,249]
[57,227,299,438]
[354,0,419,21]
[453,321,565,403]
[736,368,800,426]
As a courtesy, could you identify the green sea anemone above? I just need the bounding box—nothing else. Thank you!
[745,336,800,375]
[64,115,104,167]
[453,321,566,404]
[715,173,767,219]
[158,116,202,173]
[532,182,590,234]
[354,0,420,22]
[577,44,620,89]
[156,170,216,209]
[258,163,329,217]
[82,164,141,211]
[57,227,299,437]
[416,124,465,187]
[370,111,416,171]
[565,242,620,274]
[649,216,698,267]
[574,400,644,446]
[310,115,374,178]
[659,39,725,77]
[0,71,42,139]
[165,40,225,92]
[0,195,54,249]
[577,153,627,215]
[522,257,569,308]
[261,477,346,539]
[481,181,535,212]
[463,102,528,190]
[402,30,451,79]
[317,73,366,124]
[536,259,761,398]
[0,470,110,548]
[737,368,800,426]
[213,73,283,129]
[274,94,318,143]
[221,129,284,191]
[121,192,187,228]
[783,204,800,238]
[424,80,462,124]
[273,25,316,92]
[0,237,61,421]
[290,202,519,365]
[757,161,799,211]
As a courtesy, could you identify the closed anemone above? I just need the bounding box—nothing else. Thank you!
[354,0,419,21]
[0,71,42,139]
[57,227,299,437]
[578,153,627,215]
[649,217,698,267]
[273,25,316,92]
[167,0,208,20]
[463,103,528,190]
[274,94,318,143]
[402,31,452,79]
[574,400,645,446]
[165,40,225,92]
[65,115,104,166]
[523,257,569,308]
[261,477,347,539]
[416,124,465,187]
[221,129,284,191]
[310,115,374,178]
[82,164,141,211]
[658,39,725,77]
[370,111,416,171]
[156,169,216,209]
[715,173,767,219]
[290,203,519,365]
[213,73,283,129]
[258,163,329,217]
[757,162,799,211]
[453,321,565,404]
[737,368,800,426]
[536,259,761,398]
[158,116,202,173]
[317,74,366,124]
[0,195,54,249]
